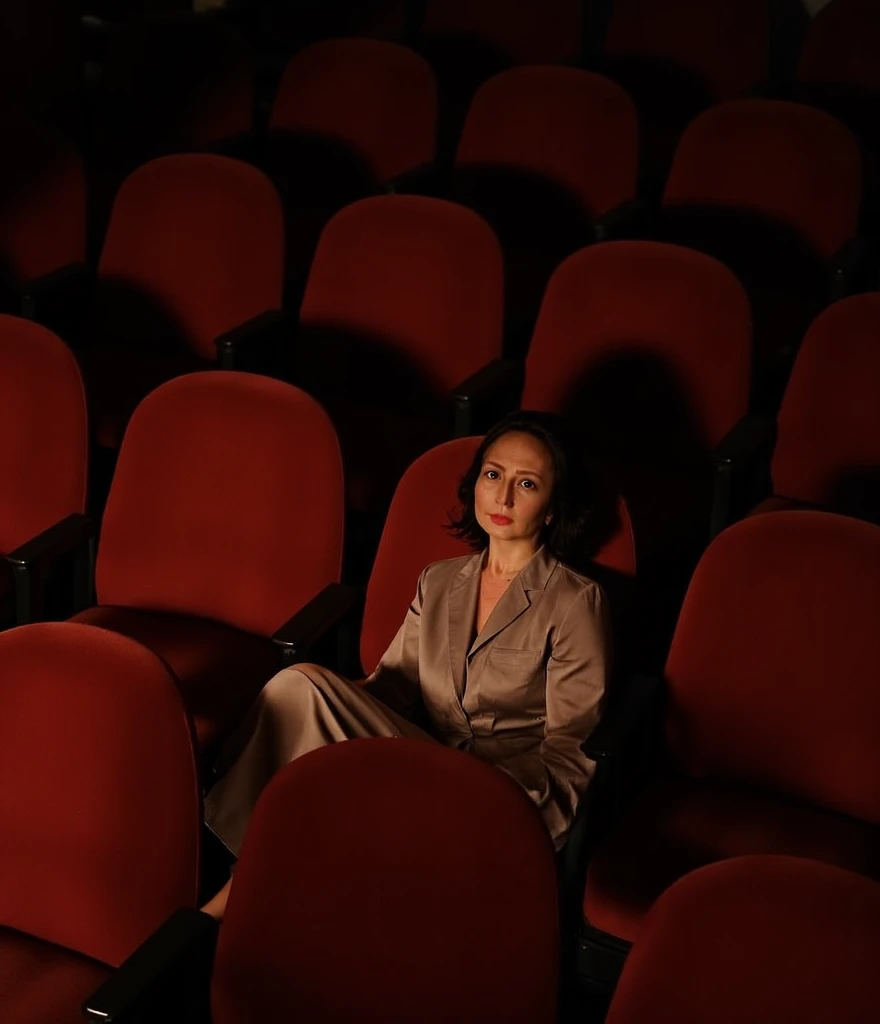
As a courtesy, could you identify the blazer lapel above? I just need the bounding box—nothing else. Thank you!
[446,552,484,699]
[468,546,558,658]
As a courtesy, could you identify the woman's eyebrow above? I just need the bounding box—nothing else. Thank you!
[483,459,544,479]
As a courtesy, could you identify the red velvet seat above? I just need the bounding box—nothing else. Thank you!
[420,0,583,158]
[422,0,583,66]
[0,115,84,313]
[69,371,344,758]
[797,0,880,219]
[602,0,769,177]
[580,511,880,981]
[81,153,284,447]
[0,621,200,1022]
[661,99,861,371]
[521,241,751,574]
[212,738,559,1023]
[0,315,88,623]
[360,436,636,677]
[752,294,880,524]
[266,38,437,284]
[294,195,504,513]
[453,67,638,346]
[604,856,880,1024]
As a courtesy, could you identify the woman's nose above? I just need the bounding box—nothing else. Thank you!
[499,481,514,507]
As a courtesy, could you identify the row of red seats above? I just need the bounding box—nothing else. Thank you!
[73,2,880,167]
[0,338,637,759]
[12,156,878,541]
[1,505,878,1019]
[3,60,871,375]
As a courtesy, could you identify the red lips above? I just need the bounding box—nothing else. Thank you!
[489,514,513,526]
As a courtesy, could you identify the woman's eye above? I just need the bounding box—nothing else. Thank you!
[485,469,499,479]
[520,479,536,490]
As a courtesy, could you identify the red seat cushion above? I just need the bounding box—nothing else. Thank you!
[0,927,111,1024]
[71,606,279,757]
[583,774,880,944]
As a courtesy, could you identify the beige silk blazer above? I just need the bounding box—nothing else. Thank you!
[365,546,610,847]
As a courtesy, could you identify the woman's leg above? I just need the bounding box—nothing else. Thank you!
[204,662,435,862]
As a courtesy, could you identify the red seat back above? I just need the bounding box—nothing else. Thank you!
[212,738,559,1024]
[361,436,636,674]
[663,100,860,262]
[772,294,880,521]
[95,154,284,361]
[522,241,751,463]
[604,0,768,103]
[270,39,437,185]
[606,855,880,1024]
[422,0,582,65]
[0,622,200,967]
[798,0,880,95]
[456,67,638,220]
[0,116,84,293]
[96,372,344,636]
[0,316,87,552]
[298,195,503,395]
[665,511,880,825]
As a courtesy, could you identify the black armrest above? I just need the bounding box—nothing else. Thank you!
[829,237,879,301]
[82,907,217,1024]
[709,414,775,538]
[5,513,95,624]
[583,674,662,761]
[214,309,292,376]
[21,263,94,347]
[272,582,363,666]
[451,358,524,437]
[592,198,653,243]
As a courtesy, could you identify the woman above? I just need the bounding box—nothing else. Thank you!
[203,411,611,918]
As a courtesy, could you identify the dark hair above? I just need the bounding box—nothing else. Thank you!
[447,410,595,562]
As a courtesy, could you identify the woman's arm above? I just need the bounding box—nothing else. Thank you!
[362,569,426,720]
[498,583,610,849]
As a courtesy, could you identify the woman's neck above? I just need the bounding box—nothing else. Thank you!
[484,539,540,579]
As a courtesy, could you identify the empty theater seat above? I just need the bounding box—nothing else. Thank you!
[601,0,770,182]
[521,241,754,573]
[796,0,880,229]
[579,511,880,987]
[0,315,89,625]
[31,153,285,449]
[265,38,437,287]
[604,856,880,1024]
[420,0,584,158]
[0,115,85,315]
[0,621,201,1023]
[660,99,862,384]
[69,372,345,760]
[85,738,560,1024]
[293,195,505,516]
[752,293,880,524]
[452,66,639,349]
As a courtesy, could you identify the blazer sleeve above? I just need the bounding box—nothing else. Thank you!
[361,568,426,720]
[497,583,610,850]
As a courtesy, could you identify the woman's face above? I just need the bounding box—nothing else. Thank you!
[474,431,556,547]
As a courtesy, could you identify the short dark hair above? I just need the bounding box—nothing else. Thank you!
[447,410,595,562]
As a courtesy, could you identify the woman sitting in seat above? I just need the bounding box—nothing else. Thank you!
[203,411,611,919]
